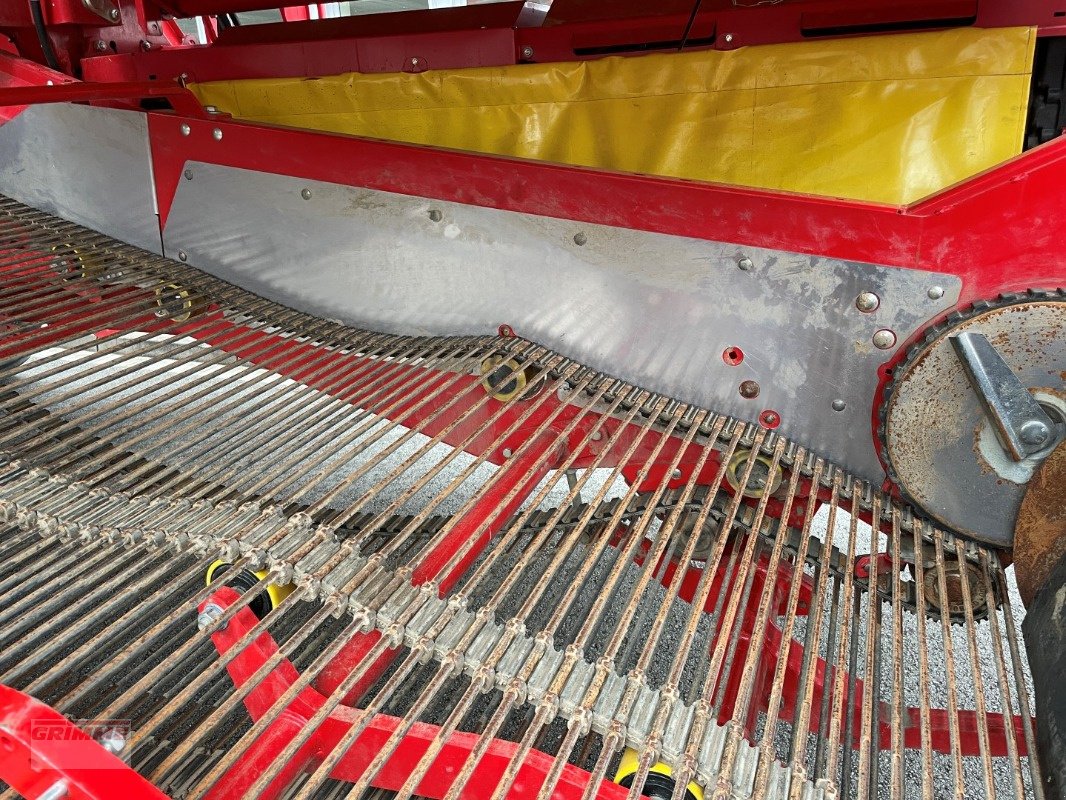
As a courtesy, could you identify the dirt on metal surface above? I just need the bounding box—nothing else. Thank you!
[1014,440,1066,606]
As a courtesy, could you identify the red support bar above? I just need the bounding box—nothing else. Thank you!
[0,79,204,115]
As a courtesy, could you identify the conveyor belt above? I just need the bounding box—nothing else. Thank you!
[0,197,1043,799]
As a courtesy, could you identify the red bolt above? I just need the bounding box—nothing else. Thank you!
[759,410,781,429]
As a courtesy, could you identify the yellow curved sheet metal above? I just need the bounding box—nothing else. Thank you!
[191,26,1035,205]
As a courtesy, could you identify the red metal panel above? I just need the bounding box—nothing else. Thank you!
[0,685,170,800]
[78,1,1065,85]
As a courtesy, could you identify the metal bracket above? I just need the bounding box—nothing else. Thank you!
[81,0,119,23]
[951,332,1058,461]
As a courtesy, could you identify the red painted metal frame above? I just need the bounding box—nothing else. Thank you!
[75,1,1066,85]
[0,684,170,800]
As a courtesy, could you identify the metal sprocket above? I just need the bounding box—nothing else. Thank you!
[879,289,1066,547]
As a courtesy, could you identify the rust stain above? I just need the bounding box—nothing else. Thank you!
[1014,440,1066,606]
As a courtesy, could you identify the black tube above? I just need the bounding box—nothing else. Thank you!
[27,0,61,71]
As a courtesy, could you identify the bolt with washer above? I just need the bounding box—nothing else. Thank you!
[197,602,225,631]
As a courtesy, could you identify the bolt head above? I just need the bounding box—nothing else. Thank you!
[872,329,896,350]
[108,7,119,19]
[671,468,682,480]
[1018,420,1051,446]
[855,291,880,312]
[177,251,187,262]
[301,188,312,200]
[428,209,443,222]
[99,729,126,755]
[737,256,753,271]
[94,40,107,52]
[521,45,534,59]
[502,448,513,458]
[832,399,846,412]
[573,232,588,246]
[739,380,760,399]
[140,40,152,51]
[180,123,190,136]
[196,603,225,631]
[927,286,945,300]
[183,168,193,181]
[212,127,222,141]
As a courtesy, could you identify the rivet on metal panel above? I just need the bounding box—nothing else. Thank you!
[498,324,515,337]
[928,285,945,300]
[180,124,190,136]
[723,33,734,43]
[212,128,223,141]
[739,380,759,399]
[140,40,151,51]
[521,46,534,60]
[301,188,312,200]
[872,329,897,349]
[573,232,588,246]
[671,468,682,480]
[737,256,753,271]
[177,251,188,262]
[183,169,193,181]
[722,346,744,366]
[502,448,513,458]
[832,399,846,412]
[428,209,443,222]
[855,291,880,312]
[107,7,118,19]
[93,40,107,51]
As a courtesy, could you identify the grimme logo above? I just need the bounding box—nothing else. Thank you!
[29,719,130,769]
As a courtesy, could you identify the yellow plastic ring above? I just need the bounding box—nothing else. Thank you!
[479,356,527,402]
[614,747,704,800]
[725,449,782,498]
[206,560,294,613]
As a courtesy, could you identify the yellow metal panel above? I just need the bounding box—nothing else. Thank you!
[191,26,1035,204]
